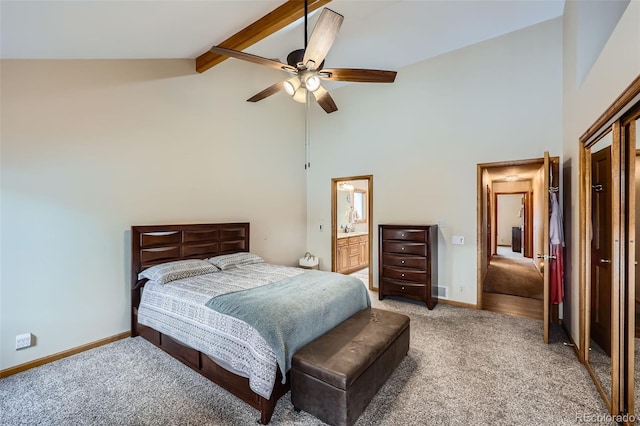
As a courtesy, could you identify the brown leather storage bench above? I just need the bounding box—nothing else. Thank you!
[291,308,410,426]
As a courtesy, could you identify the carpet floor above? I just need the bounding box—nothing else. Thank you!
[483,255,544,300]
[0,294,612,425]
[589,338,612,403]
[351,267,369,287]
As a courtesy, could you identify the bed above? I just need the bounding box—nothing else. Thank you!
[130,222,369,424]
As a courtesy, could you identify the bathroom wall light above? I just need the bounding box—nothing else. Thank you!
[339,183,354,191]
[506,175,519,181]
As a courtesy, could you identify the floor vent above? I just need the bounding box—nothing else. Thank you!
[435,286,448,298]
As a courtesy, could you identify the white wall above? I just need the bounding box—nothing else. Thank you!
[562,1,640,343]
[576,0,631,86]
[306,18,563,304]
[0,59,307,370]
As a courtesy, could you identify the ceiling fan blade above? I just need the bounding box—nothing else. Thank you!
[209,46,296,72]
[321,68,397,83]
[313,86,338,113]
[247,81,284,103]
[302,8,344,70]
[197,0,332,73]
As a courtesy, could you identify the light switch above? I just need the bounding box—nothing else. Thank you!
[452,236,465,245]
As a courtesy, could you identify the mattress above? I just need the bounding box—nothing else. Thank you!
[137,262,305,399]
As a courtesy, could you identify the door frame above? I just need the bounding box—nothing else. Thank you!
[331,175,374,290]
[493,191,532,258]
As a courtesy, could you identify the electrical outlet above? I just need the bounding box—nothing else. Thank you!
[460,286,464,293]
[16,333,32,350]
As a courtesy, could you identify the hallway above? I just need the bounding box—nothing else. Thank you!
[482,246,544,320]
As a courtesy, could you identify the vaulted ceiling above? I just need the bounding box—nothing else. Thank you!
[2,1,564,74]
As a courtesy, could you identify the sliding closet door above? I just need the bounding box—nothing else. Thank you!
[623,106,639,418]
[580,76,640,418]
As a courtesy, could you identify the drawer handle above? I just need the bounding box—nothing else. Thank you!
[401,260,405,264]
[401,273,405,277]
[401,247,405,250]
[401,286,405,290]
[401,233,405,237]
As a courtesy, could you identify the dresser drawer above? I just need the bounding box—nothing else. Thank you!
[382,228,426,242]
[382,266,425,282]
[380,278,427,298]
[382,242,427,256]
[382,254,426,269]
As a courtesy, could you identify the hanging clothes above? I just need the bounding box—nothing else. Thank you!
[549,192,564,304]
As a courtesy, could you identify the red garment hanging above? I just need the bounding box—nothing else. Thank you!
[550,245,564,304]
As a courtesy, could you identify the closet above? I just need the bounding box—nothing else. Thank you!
[579,75,640,419]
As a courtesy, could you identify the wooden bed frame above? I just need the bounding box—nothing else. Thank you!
[130,223,289,424]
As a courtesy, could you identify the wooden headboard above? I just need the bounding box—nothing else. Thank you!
[130,222,250,333]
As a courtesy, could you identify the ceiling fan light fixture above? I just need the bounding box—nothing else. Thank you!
[304,74,321,92]
[292,87,308,103]
[283,77,301,96]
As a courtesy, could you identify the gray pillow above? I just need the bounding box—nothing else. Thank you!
[138,259,219,284]
[208,252,264,271]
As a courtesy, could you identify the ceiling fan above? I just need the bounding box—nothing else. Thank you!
[208,3,397,114]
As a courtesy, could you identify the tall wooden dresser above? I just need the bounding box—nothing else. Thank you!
[378,224,438,309]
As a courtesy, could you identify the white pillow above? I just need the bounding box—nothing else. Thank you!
[208,252,264,271]
[138,259,219,284]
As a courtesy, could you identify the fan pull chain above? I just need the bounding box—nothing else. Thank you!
[305,90,311,169]
[303,0,310,170]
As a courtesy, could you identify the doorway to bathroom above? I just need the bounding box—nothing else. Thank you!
[331,175,373,290]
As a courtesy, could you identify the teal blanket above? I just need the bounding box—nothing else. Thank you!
[205,270,371,382]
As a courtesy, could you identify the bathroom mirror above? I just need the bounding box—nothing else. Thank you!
[337,189,351,230]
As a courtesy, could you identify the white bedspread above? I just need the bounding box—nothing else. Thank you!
[137,263,305,399]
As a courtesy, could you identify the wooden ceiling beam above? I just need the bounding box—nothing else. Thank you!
[196,0,332,73]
